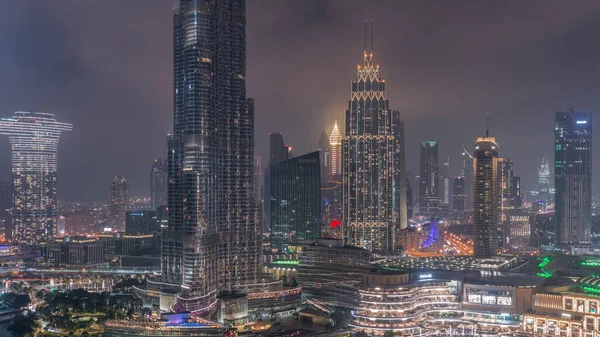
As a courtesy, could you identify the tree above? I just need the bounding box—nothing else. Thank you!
[383,331,395,337]
[356,331,368,337]
[8,312,40,337]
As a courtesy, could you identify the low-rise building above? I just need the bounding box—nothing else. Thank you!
[43,236,103,266]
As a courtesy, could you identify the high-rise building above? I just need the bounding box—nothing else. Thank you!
[419,141,439,215]
[453,176,466,214]
[0,181,11,240]
[270,151,321,253]
[473,133,500,258]
[264,132,290,234]
[555,109,592,245]
[0,112,72,244]
[538,157,550,202]
[406,179,413,220]
[329,121,342,176]
[150,159,167,209]
[342,37,404,253]
[440,156,450,206]
[504,211,532,251]
[157,0,260,314]
[460,147,474,211]
[109,173,129,232]
[318,129,330,183]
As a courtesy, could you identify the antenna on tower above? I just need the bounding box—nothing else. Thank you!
[370,20,374,52]
[486,113,490,137]
[364,21,367,52]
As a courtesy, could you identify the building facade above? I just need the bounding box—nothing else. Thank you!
[538,157,550,203]
[342,43,405,254]
[125,210,158,235]
[109,173,129,232]
[419,141,440,215]
[473,134,500,258]
[269,151,321,253]
[555,109,592,245]
[0,112,72,244]
[157,0,260,314]
[453,176,466,214]
[150,159,167,209]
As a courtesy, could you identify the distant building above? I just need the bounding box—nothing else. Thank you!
[43,236,104,266]
[109,173,129,232]
[318,128,330,183]
[270,151,321,253]
[329,122,341,176]
[0,112,72,244]
[264,132,291,235]
[473,133,500,258]
[461,147,474,211]
[125,210,158,235]
[538,157,550,203]
[555,109,592,245]
[453,176,466,215]
[0,182,11,240]
[419,141,439,215]
[406,179,413,219]
[504,211,532,251]
[150,159,167,209]
[440,156,450,205]
[98,233,157,258]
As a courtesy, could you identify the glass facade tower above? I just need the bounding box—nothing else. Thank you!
[473,135,500,258]
[109,173,129,232]
[555,109,592,245]
[159,0,259,314]
[0,112,72,244]
[419,141,439,215]
[150,159,167,209]
[269,151,321,253]
[342,44,405,254]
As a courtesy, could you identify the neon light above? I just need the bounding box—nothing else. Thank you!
[577,120,587,124]
[331,219,342,229]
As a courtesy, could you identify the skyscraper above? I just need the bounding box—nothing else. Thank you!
[264,132,290,235]
[150,159,167,209]
[109,173,129,232]
[419,141,439,215]
[318,128,330,184]
[270,151,321,253]
[555,109,592,245]
[473,133,500,258]
[329,121,342,176]
[158,0,259,314]
[440,156,450,206]
[342,33,404,253]
[0,112,72,244]
[538,157,550,202]
[460,147,474,211]
[452,176,466,214]
[0,181,11,240]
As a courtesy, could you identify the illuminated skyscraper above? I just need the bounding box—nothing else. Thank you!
[473,132,500,258]
[460,147,474,211]
[555,109,592,245]
[150,159,167,209]
[440,156,450,206]
[329,121,341,176]
[318,128,330,183]
[109,173,129,232]
[538,157,550,202]
[419,141,439,215]
[157,0,259,314]
[342,29,405,253]
[0,112,72,244]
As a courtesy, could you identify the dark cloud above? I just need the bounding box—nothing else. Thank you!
[0,0,600,201]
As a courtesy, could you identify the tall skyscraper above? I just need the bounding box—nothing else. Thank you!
[555,109,592,245]
[109,173,129,232]
[329,121,342,176]
[318,128,330,184]
[440,156,450,206]
[538,157,550,202]
[0,112,72,244]
[158,0,259,314]
[461,147,474,211]
[150,159,167,209]
[452,176,466,214]
[473,132,500,258]
[342,34,404,253]
[0,181,11,240]
[264,132,290,235]
[270,151,321,253]
[419,141,439,215]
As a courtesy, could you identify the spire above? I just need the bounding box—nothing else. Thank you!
[485,113,490,137]
[330,121,341,146]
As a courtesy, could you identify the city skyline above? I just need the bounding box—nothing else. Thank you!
[2,2,600,200]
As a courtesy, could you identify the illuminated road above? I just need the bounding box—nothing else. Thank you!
[444,231,474,255]
[0,266,158,275]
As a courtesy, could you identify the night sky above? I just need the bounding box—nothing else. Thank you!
[1,0,600,201]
